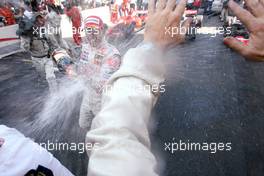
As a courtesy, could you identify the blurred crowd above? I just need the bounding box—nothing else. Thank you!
[0,0,233,27]
[0,0,109,27]
[0,0,63,27]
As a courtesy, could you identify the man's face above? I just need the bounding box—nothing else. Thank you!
[35,16,45,27]
[85,27,104,47]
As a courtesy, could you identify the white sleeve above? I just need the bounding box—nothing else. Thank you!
[0,125,74,176]
[86,43,165,176]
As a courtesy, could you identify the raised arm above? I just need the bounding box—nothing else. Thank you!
[85,0,190,175]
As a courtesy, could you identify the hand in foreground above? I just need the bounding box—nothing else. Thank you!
[224,0,264,61]
[144,0,191,50]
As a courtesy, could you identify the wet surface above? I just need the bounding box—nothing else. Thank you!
[153,17,264,176]
[0,16,264,176]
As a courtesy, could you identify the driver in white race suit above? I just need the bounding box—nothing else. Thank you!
[78,16,121,130]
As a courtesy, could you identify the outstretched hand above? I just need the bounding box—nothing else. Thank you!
[224,0,264,61]
[144,0,191,50]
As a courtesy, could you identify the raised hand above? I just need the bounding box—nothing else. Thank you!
[224,0,264,61]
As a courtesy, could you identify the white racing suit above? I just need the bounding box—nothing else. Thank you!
[78,40,121,129]
[85,43,165,176]
[0,125,74,176]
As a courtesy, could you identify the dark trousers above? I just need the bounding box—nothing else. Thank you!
[204,1,213,14]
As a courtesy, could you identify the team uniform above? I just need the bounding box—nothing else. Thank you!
[78,40,121,129]
[20,13,59,92]
[0,125,74,176]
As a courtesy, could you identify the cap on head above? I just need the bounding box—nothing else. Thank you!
[84,16,104,30]
[32,12,44,22]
